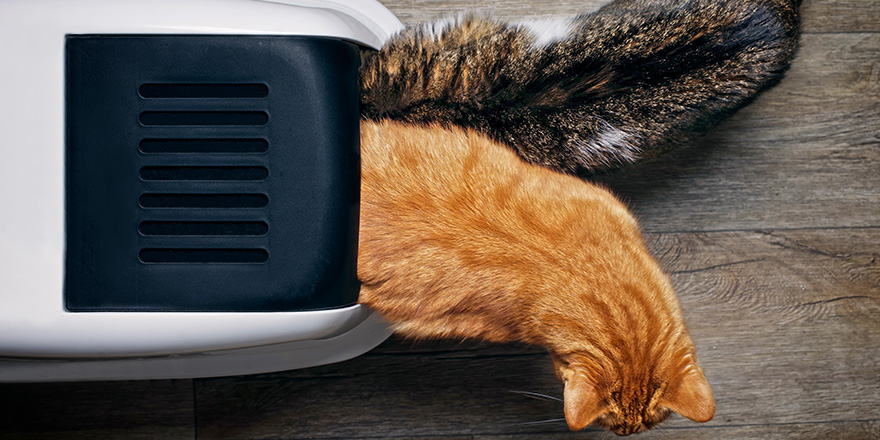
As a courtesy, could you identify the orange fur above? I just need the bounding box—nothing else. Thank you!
[357,120,713,434]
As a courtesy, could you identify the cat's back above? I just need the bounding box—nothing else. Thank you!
[358,120,634,250]
[359,119,628,218]
[357,120,648,342]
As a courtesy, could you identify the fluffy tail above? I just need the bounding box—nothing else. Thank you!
[360,0,801,175]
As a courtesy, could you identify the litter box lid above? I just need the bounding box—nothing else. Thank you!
[0,0,401,374]
[1,0,403,49]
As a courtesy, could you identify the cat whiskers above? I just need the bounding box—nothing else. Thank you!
[507,389,562,402]
[516,417,567,426]
[508,390,567,427]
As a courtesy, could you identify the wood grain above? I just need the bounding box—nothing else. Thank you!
[476,420,880,440]
[0,380,194,440]
[800,0,880,33]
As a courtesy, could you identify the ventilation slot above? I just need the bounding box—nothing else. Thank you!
[139,221,269,236]
[139,83,269,98]
[140,166,268,181]
[140,111,268,126]
[139,139,268,154]
[139,193,268,208]
[139,248,269,263]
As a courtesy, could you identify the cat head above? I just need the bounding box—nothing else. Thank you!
[511,184,716,434]
[551,342,714,435]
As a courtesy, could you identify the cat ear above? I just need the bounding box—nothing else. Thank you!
[563,374,606,431]
[662,367,715,423]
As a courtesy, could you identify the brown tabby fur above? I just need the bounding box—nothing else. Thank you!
[361,0,801,175]
[358,120,714,435]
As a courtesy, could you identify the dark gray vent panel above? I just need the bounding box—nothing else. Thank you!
[65,35,361,312]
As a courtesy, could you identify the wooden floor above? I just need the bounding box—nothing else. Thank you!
[2,0,878,439]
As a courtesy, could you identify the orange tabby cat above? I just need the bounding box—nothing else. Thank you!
[358,120,714,435]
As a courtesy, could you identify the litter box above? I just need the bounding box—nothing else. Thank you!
[0,0,403,381]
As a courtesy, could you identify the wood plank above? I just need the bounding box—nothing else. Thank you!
[595,33,880,233]
[0,380,194,440]
[194,228,880,439]
[653,229,880,426]
[195,349,567,439]
[801,0,880,33]
[378,0,880,33]
[475,419,880,439]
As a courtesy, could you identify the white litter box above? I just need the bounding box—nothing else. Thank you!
[0,0,403,382]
